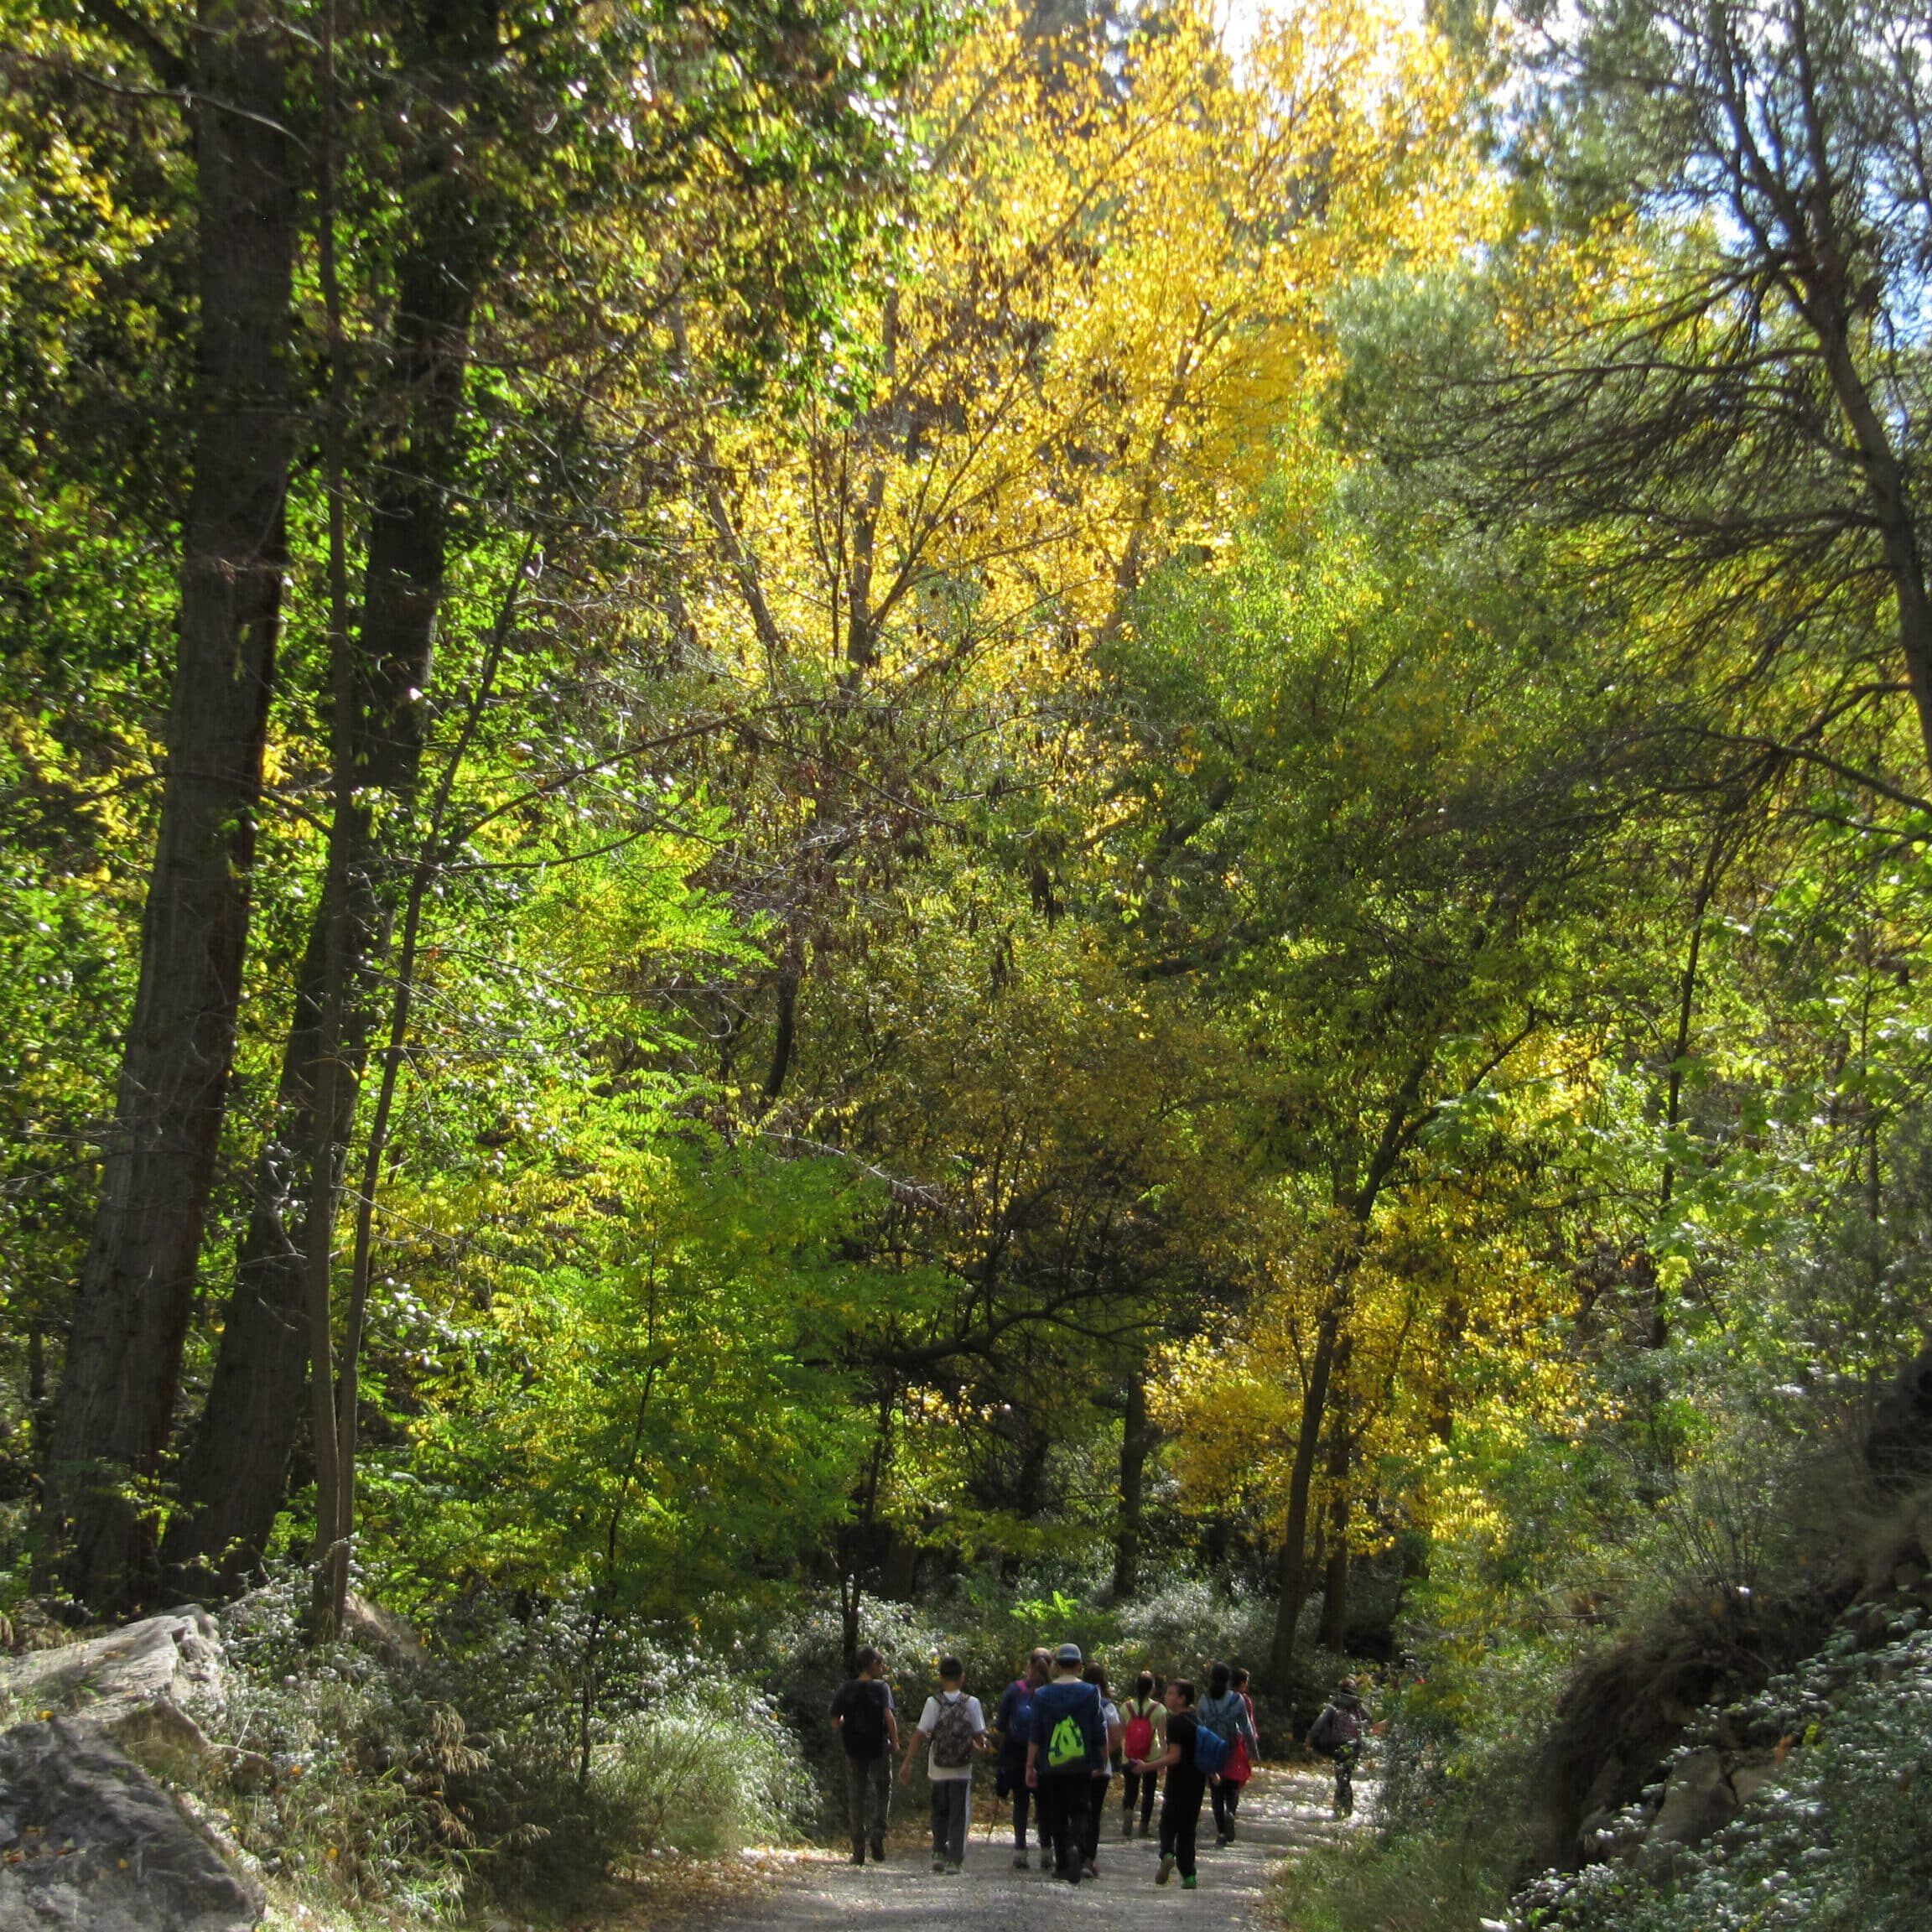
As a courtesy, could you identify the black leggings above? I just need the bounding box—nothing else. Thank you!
[1160,1770,1206,1878]
[1210,1777,1243,1836]
[999,1762,1046,1848]
[1122,1768,1157,1829]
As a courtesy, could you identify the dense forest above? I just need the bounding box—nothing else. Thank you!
[3,0,1931,1924]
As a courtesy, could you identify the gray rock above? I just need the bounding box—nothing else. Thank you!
[1727,1751,1781,1808]
[341,1591,428,1672]
[0,1716,261,1930]
[1648,1746,1738,1847]
[0,1610,226,1732]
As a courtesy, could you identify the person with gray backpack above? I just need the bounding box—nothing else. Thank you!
[901,1655,988,1872]
[1306,1675,1368,1817]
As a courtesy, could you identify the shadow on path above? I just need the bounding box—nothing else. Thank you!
[706,1766,1368,1931]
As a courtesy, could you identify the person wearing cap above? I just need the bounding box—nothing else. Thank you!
[1024,1642,1108,1883]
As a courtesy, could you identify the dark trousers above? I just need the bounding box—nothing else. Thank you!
[1209,1775,1243,1837]
[997,1758,1046,1848]
[1159,1770,1206,1878]
[1333,1741,1358,1815]
[928,1778,970,1864]
[844,1753,891,1853]
[1078,1777,1112,1865]
[1035,1774,1091,1878]
[1122,1768,1157,1830]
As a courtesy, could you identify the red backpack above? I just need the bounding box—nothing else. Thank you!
[1123,1698,1156,1762]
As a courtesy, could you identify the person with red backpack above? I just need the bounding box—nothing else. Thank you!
[900,1655,988,1872]
[993,1648,1051,1868]
[1119,1670,1166,1838]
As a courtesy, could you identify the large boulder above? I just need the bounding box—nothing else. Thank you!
[1,1607,226,1733]
[0,1611,260,1929]
[0,1717,260,1931]
[1646,1745,1738,1849]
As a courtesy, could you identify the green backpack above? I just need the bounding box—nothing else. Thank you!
[1046,1711,1087,1769]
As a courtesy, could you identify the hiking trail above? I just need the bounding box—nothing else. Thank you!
[704,1765,1363,1930]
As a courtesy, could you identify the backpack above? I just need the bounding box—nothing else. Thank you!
[838,1679,889,1755]
[1124,1700,1156,1763]
[1308,1701,1361,1755]
[1046,1710,1088,1769]
[1192,1720,1232,1776]
[929,1694,978,1768]
[1001,1678,1034,1749]
[1307,1704,1339,1754]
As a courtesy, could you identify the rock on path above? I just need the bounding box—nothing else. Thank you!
[709,1768,1362,1931]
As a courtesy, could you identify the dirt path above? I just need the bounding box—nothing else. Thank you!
[703,1766,1361,1931]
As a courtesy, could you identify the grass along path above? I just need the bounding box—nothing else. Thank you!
[699,1765,1365,1932]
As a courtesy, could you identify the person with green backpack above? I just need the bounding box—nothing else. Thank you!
[1023,1642,1108,1883]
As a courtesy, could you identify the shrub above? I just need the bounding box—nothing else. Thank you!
[1517,1622,1932,1932]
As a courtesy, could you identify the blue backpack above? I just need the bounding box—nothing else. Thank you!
[1192,1721,1232,1775]
[1003,1678,1035,1749]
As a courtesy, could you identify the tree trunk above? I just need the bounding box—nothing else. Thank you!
[1317,1377,1351,1654]
[1268,1306,1339,1684]
[40,0,293,1613]
[161,10,491,1595]
[1112,1372,1156,1600]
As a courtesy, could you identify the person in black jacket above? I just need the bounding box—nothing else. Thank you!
[1131,1678,1206,1889]
[830,1646,901,1862]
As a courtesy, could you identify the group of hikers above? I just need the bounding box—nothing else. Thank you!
[829,1642,1371,1888]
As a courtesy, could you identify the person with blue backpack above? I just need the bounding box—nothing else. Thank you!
[1024,1643,1109,1884]
[994,1648,1051,1868]
[1196,1661,1261,1845]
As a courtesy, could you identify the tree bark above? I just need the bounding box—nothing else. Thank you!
[1317,1370,1352,1654]
[162,2,492,1596]
[40,0,293,1613]
[1269,1306,1339,1683]
[1111,1372,1157,1600]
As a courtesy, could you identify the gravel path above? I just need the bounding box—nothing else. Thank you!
[708,1767,1362,1931]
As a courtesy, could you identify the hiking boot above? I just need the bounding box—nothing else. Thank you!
[1156,1854,1175,1885]
[870,1837,886,1862]
[1083,1860,1099,1879]
[1136,1818,1150,1838]
[1223,1820,1237,1843]
[1011,1850,1030,1870]
[850,1846,865,1866]
[1181,1873,1198,1889]
[932,1856,948,1873]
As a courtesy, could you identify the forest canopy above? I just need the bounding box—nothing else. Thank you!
[3,0,1932,1922]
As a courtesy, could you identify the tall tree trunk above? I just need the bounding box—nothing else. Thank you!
[40,0,293,1613]
[1269,1305,1340,1684]
[1112,1372,1156,1600]
[1268,1055,1439,1685]
[162,3,491,1596]
[1317,1368,1352,1654]
[1651,834,1727,1347]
